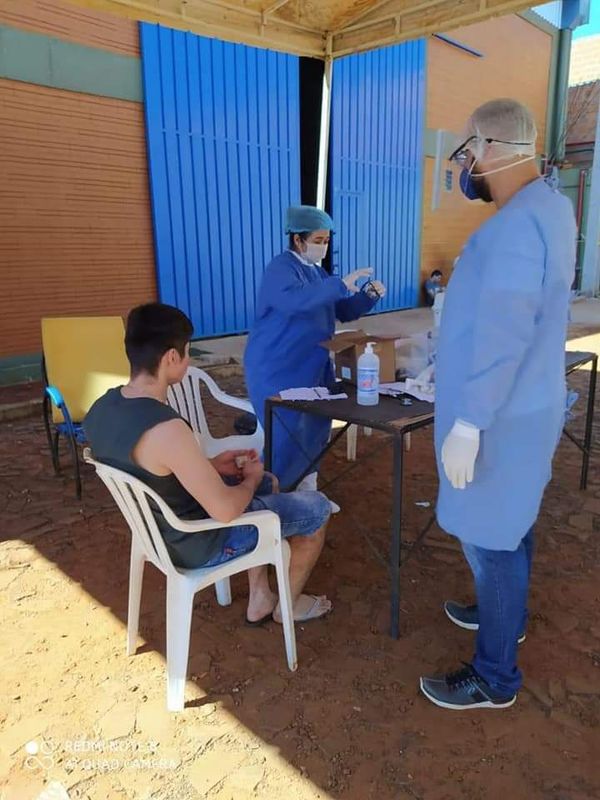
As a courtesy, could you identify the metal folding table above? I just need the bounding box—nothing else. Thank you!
[263,350,597,638]
[564,350,598,490]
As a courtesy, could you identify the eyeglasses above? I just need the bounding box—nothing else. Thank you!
[448,135,534,166]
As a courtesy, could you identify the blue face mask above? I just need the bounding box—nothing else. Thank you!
[459,168,493,203]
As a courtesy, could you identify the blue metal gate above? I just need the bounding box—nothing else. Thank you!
[140,24,301,337]
[330,41,426,310]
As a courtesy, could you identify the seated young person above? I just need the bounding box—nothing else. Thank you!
[84,303,332,624]
[423,269,444,306]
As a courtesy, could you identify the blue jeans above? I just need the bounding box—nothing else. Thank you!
[461,527,534,696]
[268,408,331,490]
[202,474,331,568]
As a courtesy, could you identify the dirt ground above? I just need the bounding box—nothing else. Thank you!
[1,355,600,800]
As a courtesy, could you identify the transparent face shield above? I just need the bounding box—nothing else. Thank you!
[449,134,536,174]
[431,132,536,210]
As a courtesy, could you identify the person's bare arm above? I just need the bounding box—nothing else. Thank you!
[132,419,264,523]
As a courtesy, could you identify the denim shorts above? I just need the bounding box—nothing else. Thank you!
[202,474,330,568]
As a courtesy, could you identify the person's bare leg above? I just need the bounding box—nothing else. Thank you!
[244,472,279,622]
[272,522,331,622]
[246,566,277,622]
[247,479,329,622]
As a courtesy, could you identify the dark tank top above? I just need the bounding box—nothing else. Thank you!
[83,387,224,567]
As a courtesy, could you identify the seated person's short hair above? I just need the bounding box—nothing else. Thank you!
[430,269,443,278]
[125,303,193,376]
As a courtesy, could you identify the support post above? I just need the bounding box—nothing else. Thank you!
[581,93,600,295]
[316,40,333,210]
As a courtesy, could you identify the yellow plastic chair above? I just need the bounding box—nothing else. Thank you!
[41,317,130,498]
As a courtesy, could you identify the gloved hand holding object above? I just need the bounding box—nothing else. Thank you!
[362,279,387,299]
[343,268,373,294]
[441,420,480,489]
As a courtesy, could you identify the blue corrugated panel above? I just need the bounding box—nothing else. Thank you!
[532,2,562,28]
[330,40,426,310]
[140,23,301,337]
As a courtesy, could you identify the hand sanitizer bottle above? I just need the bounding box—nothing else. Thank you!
[357,342,380,406]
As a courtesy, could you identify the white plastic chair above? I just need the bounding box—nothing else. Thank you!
[335,424,409,459]
[332,420,359,461]
[168,366,264,458]
[170,366,359,463]
[84,452,297,712]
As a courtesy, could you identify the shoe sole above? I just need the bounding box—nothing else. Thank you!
[444,604,526,644]
[419,679,517,710]
[444,604,478,631]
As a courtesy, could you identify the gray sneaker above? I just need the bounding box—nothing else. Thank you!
[444,601,526,644]
[420,663,517,710]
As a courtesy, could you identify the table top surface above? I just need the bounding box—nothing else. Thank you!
[267,350,596,433]
[565,350,597,373]
[268,381,433,432]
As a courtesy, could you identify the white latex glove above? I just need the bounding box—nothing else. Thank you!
[441,420,480,490]
[343,268,373,294]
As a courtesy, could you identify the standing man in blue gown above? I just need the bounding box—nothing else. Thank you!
[420,99,576,710]
[244,205,386,493]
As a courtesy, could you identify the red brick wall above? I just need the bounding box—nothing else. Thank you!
[0,1,155,359]
[0,0,139,55]
[0,79,155,358]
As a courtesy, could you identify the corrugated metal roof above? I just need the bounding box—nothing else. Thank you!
[531,1,562,29]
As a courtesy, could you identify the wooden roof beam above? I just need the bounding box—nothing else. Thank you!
[331,0,533,56]
[185,0,320,33]
[71,0,326,56]
[332,0,396,31]
[334,0,471,35]
[262,0,292,14]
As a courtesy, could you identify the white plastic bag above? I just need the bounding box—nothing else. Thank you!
[394,333,431,379]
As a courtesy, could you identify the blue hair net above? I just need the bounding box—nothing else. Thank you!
[285,205,334,233]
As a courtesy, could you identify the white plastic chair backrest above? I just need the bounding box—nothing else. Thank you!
[89,457,187,576]
[167,366,214,439]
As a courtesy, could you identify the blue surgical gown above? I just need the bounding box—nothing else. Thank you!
[435,178,576,551]
[245,250,377,489]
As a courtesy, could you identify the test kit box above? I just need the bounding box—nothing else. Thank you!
[321,332,397,384]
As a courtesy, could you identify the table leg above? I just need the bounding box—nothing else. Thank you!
[390,434,404,639]
[581,355,598,490]
[264,400,273,474]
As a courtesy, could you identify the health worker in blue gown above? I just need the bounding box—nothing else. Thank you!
[244,205,386,492]
[419,99,576,712]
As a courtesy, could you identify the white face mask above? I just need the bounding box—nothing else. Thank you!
[303,242,328,265]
